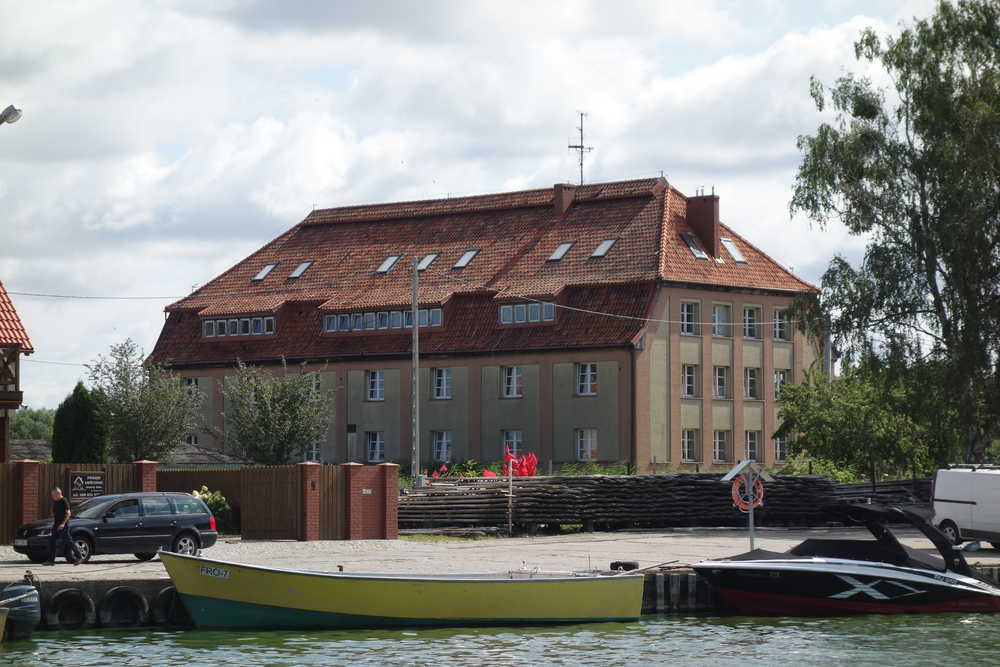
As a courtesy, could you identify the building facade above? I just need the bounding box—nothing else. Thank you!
[149,178,818,471]
[0,280,34,463]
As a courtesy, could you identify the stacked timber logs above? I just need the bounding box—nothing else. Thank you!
[398,473,841,529]
[830,478,932,506]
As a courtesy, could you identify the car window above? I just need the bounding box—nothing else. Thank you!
[75,499,113,519]
[171,497,207,515]
[142,497,173,516]
[108,499,139,517]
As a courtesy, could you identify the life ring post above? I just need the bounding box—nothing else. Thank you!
[721,460,775,551]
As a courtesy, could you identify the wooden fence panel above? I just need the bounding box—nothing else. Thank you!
[157,470,243,504]
[240,466,300,541]
[319,465,346,540]
[0,463,16,545]
[35,464,137,519]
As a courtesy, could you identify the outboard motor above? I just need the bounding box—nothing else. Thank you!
[2,573,41,641]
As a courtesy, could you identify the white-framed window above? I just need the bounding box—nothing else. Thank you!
[252,317,263,334]
[366,370,385,401]
[712,305,730,337]
[289,260,314,279]
[228,319,239,336]
[744,431,758,461]
[453,248,480,269]
[376,254,402,274]
[591,238,618,258]
[184,435,198,446]
[744,368,759,400]
[682,365,697,397]
[366,432,385,462]
[500,305,513,324]
[202,320,215,337]
[682,430,697,462]
[302,443,321,462]
[391,311,402,328]
[352,313,363,330]
[339,314,351,331]
[774,369,789,397]
[325,315,338,332]
[774,309,789,340]
[577,429,598,461]
[713,367,727,399]
[543,303,556,321]
[720,238,747,264]
[251,262,278,282]
[681,233,708,261]
[502,366,522,398]
[377,312,389,329]
[743,307,761,339]
[577,363,598,396]
[240,318,251,335]
[364,313,376,330]
[418,252,440,271]
[418,309,429,327]
[528,303,540,322]
[500,302,556,324]
[184,377,198,396]
[681,302,698,335]
[216,320,227,336]
[404,311,414,328]
[713,431,728,463]
[433,368,452,399]
[548,241,575,262]
[264,316,275,334]
[774,436,787,463]
[503,430,522,457]
[432,431,452,461]
[514,304,526,323]
[430,308,443,326]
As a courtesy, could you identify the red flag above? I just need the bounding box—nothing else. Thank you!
[482,469,497,478]
[504,444,515,463]
[438,464,448,473]
[431,470,439,478]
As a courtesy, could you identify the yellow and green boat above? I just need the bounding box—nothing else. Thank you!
[160,551,644,630]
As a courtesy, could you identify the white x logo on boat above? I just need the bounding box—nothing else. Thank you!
[829,575,890,600]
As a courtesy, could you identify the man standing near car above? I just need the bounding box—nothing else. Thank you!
[45,487,84,566]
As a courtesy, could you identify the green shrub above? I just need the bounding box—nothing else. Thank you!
[193,486,236,534]
[776,454,859,484]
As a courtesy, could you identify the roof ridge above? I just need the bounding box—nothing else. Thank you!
[718,223,815,291]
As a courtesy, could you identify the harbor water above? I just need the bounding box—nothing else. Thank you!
[3,613,999,666]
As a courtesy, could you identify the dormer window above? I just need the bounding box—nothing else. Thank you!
[418,253,440,271]
[721,238,747,264]
[252,263,278,282]
[376,254,403,274]
[548,241,575,262]
[453,248,480,269]
[590,238,617,258]
[680,234,708,261]
[289,260,314,279]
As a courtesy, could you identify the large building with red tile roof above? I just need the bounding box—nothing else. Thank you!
[150,177,820,471]
[0,279,34,463]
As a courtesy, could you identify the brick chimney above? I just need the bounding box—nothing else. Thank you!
[554,183,576,221]
[686,194,720,259]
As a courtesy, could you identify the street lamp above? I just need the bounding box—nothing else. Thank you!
[1,104,23,125]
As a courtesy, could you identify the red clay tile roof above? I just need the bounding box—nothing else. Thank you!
[0,280,33,353]
[150,178,812,366]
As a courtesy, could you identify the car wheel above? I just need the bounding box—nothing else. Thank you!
[134,553,156,562]
[939,520,961,545]
[27,553,47,564]
[65,535,94,563]
[172,533,199,555]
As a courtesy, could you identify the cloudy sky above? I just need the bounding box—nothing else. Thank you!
[2,0,936,409]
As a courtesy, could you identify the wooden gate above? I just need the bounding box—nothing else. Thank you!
[0,463,16,545]
[319,465,346,540]
[240,466,300,541]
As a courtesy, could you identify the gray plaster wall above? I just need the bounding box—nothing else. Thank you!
[419,366,469,462]
[552,361,619,461]
[480,364,540,461]
[346,369,401,462]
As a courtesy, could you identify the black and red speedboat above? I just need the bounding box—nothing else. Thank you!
[692,504,1000,615]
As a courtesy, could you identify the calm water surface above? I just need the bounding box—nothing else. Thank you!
[2,614,999,666]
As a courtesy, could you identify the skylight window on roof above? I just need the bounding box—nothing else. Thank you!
[590,238,618,259]
[548,241,575,262]
[453,248,480,269]
[252,263,278,282]
[289,260,314,279]
[376,254,403,274]
[680,234,709,261]
[418,252,440,271]
[721,238,748,264]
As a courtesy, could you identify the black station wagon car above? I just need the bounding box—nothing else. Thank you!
[12,492,218,563]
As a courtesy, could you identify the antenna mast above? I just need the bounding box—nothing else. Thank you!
[568,111,593,186]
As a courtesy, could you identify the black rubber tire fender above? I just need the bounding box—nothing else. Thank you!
[45,589,97,631]
[98,586,149,628]
[152,586,191,626]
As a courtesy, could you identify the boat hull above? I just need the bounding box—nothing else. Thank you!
[693,559,1000,616]
[160,552,644,630]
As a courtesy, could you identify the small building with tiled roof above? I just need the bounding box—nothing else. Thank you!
[1,279,34,463]
[149,177,820,471]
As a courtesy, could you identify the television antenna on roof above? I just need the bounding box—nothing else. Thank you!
[568,111,593,186]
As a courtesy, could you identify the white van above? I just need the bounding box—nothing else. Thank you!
[931,465,1000,548]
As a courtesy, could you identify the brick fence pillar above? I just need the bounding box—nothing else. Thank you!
[299,462,321,541]
[378,463,399,540]
[342,462,361,540]
[15,459,38,526]
[135,460,157,492]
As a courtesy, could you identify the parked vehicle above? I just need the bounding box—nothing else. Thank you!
[931,465,1000,548]
[12,492,218,563]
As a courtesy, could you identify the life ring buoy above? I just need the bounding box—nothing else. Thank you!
[98,586,149,628]
[152,586,191,626]
[45,589,97,631]
[731,477,764,511]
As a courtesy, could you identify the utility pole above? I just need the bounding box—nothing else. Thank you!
[568,111,593,186]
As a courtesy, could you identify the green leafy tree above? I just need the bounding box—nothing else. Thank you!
[10,406,56,440]
[51,382,109,463]
[790,0,1000,463]
[214,358,336,466]
[774,365,923,487]
[87,339,203,463]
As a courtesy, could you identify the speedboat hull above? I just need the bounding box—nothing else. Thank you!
[160,551,645,630]
[694,558,1000,616]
